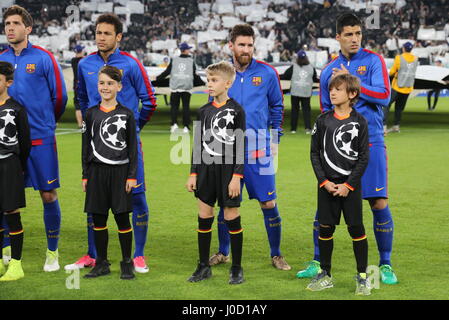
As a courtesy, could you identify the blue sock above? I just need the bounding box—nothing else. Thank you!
[86,213,96,259]
[43,200,61,252]
[262,205,282,257]
[132,192,149,258]
[217,207,230,256]
[2,216,10,248]
[372,205,394,266]
[313,211,320,262]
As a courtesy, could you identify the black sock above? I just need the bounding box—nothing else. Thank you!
[225,216,243,268]
[5,213,23,260]
[348,225,368,274]
[115,213,132,261]
[92,214,108,263]
[318,225,335,276]
[197,216,214,265]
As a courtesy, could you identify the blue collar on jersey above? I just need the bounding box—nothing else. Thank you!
[338,47,364,64]
[6,41,33,56]
[230,57,258,75]
[92,47,122,63]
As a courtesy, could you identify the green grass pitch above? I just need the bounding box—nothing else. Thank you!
[1,92,448,300]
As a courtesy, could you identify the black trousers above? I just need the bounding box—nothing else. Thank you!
[290,96,312,131]
[383,89,409,126]
[427,89,440,110]
[170,91,191,127]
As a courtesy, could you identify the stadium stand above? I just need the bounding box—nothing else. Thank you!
[1,0,447,69]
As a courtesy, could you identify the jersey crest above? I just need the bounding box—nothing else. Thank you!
[26,63,36,74]
[252,76,262,86]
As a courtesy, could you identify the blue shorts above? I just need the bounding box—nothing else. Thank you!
[132,137,146,194]
[243,155,276,202]
[25,137,60,191]
[361,143,388,199]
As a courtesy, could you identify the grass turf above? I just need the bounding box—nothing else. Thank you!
[1,93,448,300]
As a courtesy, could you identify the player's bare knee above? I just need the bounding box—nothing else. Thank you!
[369,198,387,210]
[260,200,276,210]
[40,189,58,203]
[224,207,240,221]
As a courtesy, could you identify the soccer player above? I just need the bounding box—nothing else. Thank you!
[67,13,157,273]
[0,61,31,281]
[186,61,245,284]
[383,42,418,134]
[209,24,290,271]
[297,13,398,285]
[0,5,67,272]
[307,74,370,295]
[82,66,137,280]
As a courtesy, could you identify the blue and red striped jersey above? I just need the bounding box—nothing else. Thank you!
[228,58,284,155]
[77,48,157,131]
[0,42,67,140]
[319,48,390,144]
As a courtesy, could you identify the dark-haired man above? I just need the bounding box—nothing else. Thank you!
[67,13,157,274]
[209,24,291,271]
[0,5,67,272]
[297,13,398,285]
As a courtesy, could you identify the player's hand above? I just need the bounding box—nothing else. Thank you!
[228,175,241,199]
[323,181,338,195]
[126,179,137,193]
[186,175,197,192]
[334,184,350,197]
[270,143,279,157]
[332,64,350,78]
[82,180,87,192]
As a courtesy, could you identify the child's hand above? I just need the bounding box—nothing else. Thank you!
[186,175,197,192]
[324,181,338,195]
[126,179,137,193]
[228,175,241,199]
[82,180,87,192]
[334,184,350,197]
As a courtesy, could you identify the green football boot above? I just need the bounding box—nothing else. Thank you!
[0,259,24,281]
[296,260,320,279]
[380,264,398,284]
[306,270,333,291]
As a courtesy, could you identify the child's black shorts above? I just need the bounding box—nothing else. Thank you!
[194,163,241,208]
[317,183,363,226]
[84,163,133,215]
[0,155,25,212]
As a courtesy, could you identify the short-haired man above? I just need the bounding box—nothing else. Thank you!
[0,5,67,272]
[209,24,291,271]
[297,13,398,285]
[66,13,157,274]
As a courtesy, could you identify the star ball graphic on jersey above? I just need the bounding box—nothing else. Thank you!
[203,108,236,156]
[99,114,128,151]
[324,121,360,176]
[0,109,18,146]
[333,122,360,160]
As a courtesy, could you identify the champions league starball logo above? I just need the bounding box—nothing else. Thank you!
[100,114,128,150]
[210,108,236,144]
[202,108,238,157]
[333,122,360,160]
[0,109,18,146]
